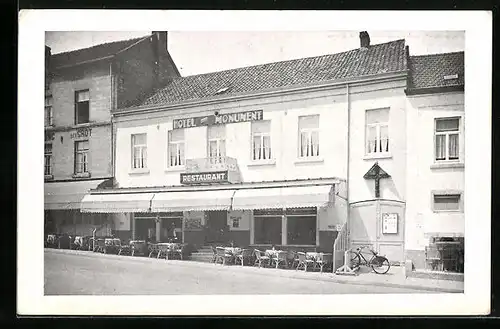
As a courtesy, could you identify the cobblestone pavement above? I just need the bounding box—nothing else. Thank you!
[44,250,430,295]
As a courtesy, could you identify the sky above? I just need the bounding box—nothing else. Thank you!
[46,31,465,77]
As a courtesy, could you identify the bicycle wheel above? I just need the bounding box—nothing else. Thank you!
[349,251,361,269]
[371,256,390,274]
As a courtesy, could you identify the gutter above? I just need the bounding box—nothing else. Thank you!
[405,85,464,96]
[113,70,408,116]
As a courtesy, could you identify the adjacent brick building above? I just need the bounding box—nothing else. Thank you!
[44,32,180,239]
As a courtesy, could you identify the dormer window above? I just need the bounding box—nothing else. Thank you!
[443,74,459,80]
[215,87,230,95]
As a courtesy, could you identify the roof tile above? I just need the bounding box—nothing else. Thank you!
[126,39,407,110]
[408,52,464,90]
[50,36,147,68]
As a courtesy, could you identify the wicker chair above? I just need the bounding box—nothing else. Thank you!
[236,248,254,266]
[287,250,298,268]
[315,253,333,273]
[216,247,234,265]
[296,252,315,271]
[272,251,288,269]
[254,249,270,268]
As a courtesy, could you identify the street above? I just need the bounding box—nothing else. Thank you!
[44,249,427,295]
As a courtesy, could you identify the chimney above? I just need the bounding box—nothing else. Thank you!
[45,46,51,90]
[152,31,168,52]
[359,31,370,49]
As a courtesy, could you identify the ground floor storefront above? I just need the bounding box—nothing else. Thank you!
[44,178,115,239]
[80,179,347,252]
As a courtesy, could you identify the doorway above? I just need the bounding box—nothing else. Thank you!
[349,200,405,265]
[205,210,228,243]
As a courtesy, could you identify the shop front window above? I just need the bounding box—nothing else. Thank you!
[425,237,464,273]
[287,215,317,246]
[254,216,281,245]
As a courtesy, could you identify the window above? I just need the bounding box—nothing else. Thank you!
[254,216,282,245]
[75,90,90,125]
[131,133,147,169]
[231,216,240,228]
[208,126,226,164]
[252,120,272,161]
[168,129,185,167]
[45,96,53,127]
[426,237,464,273]
[44,143,52,176]
[74,140,89,174]
[435,118,460,161]
[433,193,461,212]
[286,208,317,246]
[298,115,320,158]
[366,108,389,154]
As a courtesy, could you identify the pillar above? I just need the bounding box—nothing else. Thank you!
[131,213,136,240]
[281,214,287,246]
[155,216,161,242]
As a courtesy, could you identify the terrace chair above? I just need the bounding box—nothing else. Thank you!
[211,245,218,263]
[216,247,234,265]
[253,249,270,268]
[148,244,160,258]
[296,252,315,272]
[287,250,298,268]
[315,253,333,273]
[272,250,288,269]
[236,248,254,266]
[173,244,188,260]
[425,246,442,271]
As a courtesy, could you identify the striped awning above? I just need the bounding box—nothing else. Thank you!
[44,179,109,210]
[231,185,333,210]
[151,189,236,212]
[80,193,155,213]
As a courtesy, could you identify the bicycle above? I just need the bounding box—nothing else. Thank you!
[349,246,391,274]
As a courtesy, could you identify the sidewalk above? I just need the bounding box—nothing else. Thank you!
[46,248,464,293]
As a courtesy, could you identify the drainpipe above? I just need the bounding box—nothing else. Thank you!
[345,83,351,248]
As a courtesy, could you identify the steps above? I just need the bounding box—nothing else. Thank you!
[189,245,215,263]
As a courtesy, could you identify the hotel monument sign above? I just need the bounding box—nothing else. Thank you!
[180,171,229,185]
[173,110,263,130]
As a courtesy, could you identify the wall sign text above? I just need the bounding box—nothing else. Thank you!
[180,171,228,184]
[70,127,92,139]
[173,110,263,130]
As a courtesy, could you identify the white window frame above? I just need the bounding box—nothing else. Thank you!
[45,96,53,127]
[74,140,89,174]
[208,126,226,164]
[251,120,272,162]
[168,130,185,168]
[298,115,320,159]
[434,117,461,162]
[44,143,52,176]
[365,109,390,156]
[431,191,463,213]
[131,133,148,169]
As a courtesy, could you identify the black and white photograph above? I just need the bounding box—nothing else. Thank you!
[18,10,491,315]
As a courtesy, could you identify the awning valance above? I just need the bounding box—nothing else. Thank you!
[151,189,236,212]
[44,179,109,210]
[81,193,155,213]
[231,185,333,210]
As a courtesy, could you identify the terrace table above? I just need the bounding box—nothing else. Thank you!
[157,243,179,259]
[224,247,242,255]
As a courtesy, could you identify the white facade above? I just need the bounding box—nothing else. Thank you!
[405,92,465,255]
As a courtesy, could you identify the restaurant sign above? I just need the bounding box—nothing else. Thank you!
[173,110,263,130]
[180,170,228,184]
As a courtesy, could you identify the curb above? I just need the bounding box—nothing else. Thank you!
[45,248,464,293]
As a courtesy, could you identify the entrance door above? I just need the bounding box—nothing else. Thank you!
[205,211,228,243]
[350,200,405,265]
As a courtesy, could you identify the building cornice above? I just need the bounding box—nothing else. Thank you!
[45,121,111,133]
[113,70,408,118]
